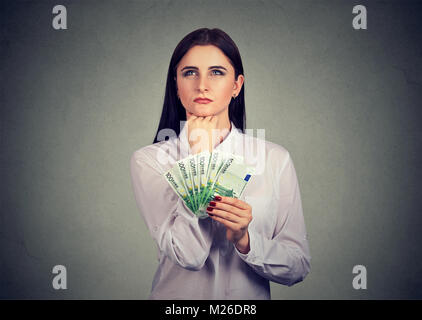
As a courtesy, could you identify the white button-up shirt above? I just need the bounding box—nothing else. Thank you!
[130,121,311,299]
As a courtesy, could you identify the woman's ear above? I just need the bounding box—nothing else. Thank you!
[233,74,244,95]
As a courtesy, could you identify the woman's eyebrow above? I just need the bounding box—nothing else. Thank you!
[180,65,227,71]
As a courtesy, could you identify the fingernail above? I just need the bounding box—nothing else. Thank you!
[209,201,216,207]
[206,206,214,212]
[215,196,222,201]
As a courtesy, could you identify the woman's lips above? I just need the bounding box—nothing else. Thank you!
[194,98,213,104]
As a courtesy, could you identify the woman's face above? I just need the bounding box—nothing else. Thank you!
[175,45,244,118]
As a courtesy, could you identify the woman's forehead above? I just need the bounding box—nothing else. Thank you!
[178,45,232,70]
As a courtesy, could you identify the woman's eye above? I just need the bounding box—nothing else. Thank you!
[211,70,224,75]
[183,70,196,77]
[182,70,225,77]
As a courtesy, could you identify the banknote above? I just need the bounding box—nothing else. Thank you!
[163,150,254,219]
[187,155,199,211]
[198,150,229,206]
[163,166,195,211]
[176,157,197,212]
[196,153,254,218]
[213,154,255,199]
[197,150,211,204]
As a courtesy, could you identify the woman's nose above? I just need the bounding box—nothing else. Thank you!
[197,74,210,92]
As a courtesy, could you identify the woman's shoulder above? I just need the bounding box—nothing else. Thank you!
[132,141,162,158]
[237,131,292,175]
[265,140,293,175]
[130,140,172,166]
[240,131,291,160]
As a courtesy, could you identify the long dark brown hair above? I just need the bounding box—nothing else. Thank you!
[152,28,246,143]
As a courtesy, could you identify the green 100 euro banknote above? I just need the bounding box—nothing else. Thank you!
[163,150,255,219]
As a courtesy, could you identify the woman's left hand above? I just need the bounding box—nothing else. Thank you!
[206,196,253,254]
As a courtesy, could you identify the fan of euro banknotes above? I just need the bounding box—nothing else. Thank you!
[163,149,255,219]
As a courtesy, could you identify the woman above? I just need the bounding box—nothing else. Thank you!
[130,28,311,299]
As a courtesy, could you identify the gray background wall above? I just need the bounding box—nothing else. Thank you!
[1,0,421,299]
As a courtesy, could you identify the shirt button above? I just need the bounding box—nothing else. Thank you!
[153,226,158,232]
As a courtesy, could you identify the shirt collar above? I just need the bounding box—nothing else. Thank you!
[178,120,242,157]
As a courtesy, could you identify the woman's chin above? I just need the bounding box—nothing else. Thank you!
[191,110,214,117]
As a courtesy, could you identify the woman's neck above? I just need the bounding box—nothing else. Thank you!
[215,115,232,145]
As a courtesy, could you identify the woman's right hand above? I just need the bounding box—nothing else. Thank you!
[186,111,222,154]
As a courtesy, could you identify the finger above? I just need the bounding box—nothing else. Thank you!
[207,207,241,224]
[187,119,197,125]
[208,201,245,218]
[215,196,250,210]
[206,116,216,123]
[209,213,241,230]
[186,111,194,120]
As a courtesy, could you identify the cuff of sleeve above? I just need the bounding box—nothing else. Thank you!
[234,229,259,264]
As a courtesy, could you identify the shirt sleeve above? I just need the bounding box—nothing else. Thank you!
[130,150,214,271]
[235,151,311,286]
